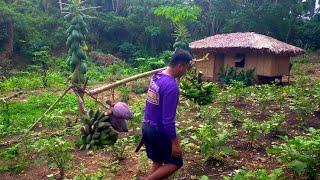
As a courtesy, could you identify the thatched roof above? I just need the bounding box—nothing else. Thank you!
[189,32,304,56]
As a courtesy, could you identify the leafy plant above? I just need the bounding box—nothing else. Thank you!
[32,50,50,88]
[106,137,134,161]
[219,66,255,86]
[119,86,130,102]
[197,123,236,161]
[223,168,284,180]
[267,128,320,179]
[154,4,201,51]
[32,137,73,178]
[242,118,265,144]
[74,163,106,180]
[180,68,220,105]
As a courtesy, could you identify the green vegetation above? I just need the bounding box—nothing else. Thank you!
[224,168,284,180]
[1,0,320,179]
[32,137,73,178]
[180,68,219,105]
[267,128,320,179]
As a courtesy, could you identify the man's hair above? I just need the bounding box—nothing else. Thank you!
[170,49,193,67]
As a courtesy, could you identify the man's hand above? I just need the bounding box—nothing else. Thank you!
[171,138,182,157]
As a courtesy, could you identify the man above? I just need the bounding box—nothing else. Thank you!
[141,49,193,180]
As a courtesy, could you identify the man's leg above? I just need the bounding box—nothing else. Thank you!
[146,164,180,180]
[151,161,162,173]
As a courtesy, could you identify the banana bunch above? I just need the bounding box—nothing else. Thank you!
[79,109,118,150]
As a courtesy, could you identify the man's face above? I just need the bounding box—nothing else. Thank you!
[175,62,190,78]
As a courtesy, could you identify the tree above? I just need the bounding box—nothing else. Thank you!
[0,1,16,59]
[154,3,201,51]
[64,0,97,115]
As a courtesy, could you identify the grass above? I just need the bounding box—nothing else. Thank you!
[0,91,97,139]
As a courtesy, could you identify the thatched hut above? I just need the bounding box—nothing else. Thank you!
[189,32,304,82]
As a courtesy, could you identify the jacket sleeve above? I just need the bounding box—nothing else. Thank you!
[161,85,179,139]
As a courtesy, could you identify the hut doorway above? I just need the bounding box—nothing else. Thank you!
[214,53,224,80]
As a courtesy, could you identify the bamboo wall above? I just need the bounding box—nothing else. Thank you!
[223,53,290,77]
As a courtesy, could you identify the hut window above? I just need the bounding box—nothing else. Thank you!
[235,54,245,68]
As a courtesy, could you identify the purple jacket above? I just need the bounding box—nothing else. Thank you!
[143,72,179,139]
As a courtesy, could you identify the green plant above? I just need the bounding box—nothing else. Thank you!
[79,109,118,150]
[138,151,149,174]
[131,79,148,94]
[102,160,121,178]
[154,4,201,51]
[242,118,265,144]
[106,137,134,161]
[0,144,20,159]
[267,128,320,179]
[223,168,284,180]
[227,106,244,125]
[180,68,220,105]
[262,113,286,134]
[119,86,130,102]
[197,123,236,161]
[172,23,190,51]
[199,105,222,124]
[32,50,50,88]
[74,163,106,180]
[219,66,255,86]
[32,137,73,178]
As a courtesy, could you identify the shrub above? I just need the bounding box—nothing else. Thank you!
[180,68,220,105]
[267,128,320,179]
[219,66,255,86]
[32,137,73,178]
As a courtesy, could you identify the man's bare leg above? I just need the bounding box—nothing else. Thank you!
[151,162,162,173]
[145,164,180,180]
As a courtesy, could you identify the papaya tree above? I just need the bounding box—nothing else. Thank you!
[154,4,201,51]
[63,0,96,115]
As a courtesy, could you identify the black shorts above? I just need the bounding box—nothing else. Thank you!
[142,123,183,167]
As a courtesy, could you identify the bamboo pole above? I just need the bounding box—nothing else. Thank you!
[89,67,167,95]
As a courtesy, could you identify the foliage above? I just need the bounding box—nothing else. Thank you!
[106,137,134,161]
[0,71,67,92]
[172,24,191,51]
[197,123,236,161]
[131,79,148,94]
[32,137,73,178]
[267,128,320,179]
[32,50,50,87]
[119,86,130,102]
[154,4,201,25]
[242,113,285,143]
[0,92,96,139]
[219,66,255,86]
[154,3,201,51]
[180,68,220,105]
[224,168,284,180]
[74,163,105,180]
